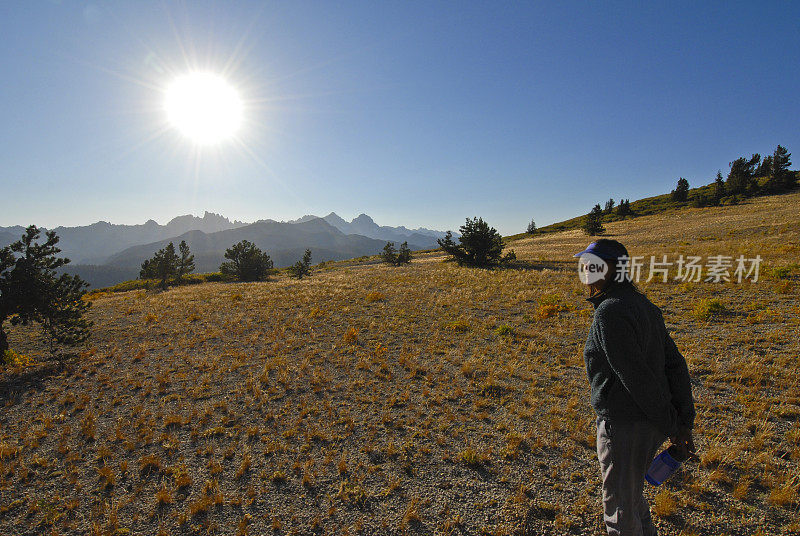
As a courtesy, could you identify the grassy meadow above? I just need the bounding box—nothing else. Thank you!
[2,191,800,535]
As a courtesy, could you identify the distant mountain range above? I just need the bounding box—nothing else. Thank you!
[0,211,246,265]
[285,212,450,242]
[0,212,449,288]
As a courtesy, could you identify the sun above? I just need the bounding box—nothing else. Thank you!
[164,72,243,145]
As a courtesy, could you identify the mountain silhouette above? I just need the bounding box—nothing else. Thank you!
[286,212,450,246]
[103,217,404,273]
[0,212,245,264]
[2,211,450,288]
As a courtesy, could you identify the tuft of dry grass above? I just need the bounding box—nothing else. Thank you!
[97,464,115,490]
[171,465,192,489]
[365,291,385,302]
[342,327,358,344]
[80,411,96,441]
[138,454,161,475]
[494,324,515,337]
[458,447,485,469]
[652,488,678,517]
[400,496,422,528]
[446,319,470,332]
[155,483,174,506]
[536,303,565,319]
[767,478,799,507]
[235,451,251,479]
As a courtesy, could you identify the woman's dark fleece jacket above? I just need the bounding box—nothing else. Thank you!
[584,281,695,438]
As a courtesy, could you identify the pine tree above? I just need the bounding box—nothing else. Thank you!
[438,217,506,267]
[381,241,412,266]
[692,193,708,208]
[0,226,92,357]
[616,199,633,218]
[380,242,397,265]
[583,204,605,236]
[712,171,725,205]
[396,242,412,265]
[175,240,195,282]
[772,145,794,190]
[671,178,689,202]
[604,198,615,214]
[755,155,772,178]
[526,219,537,234]
[287,249,312,279]
[220,240,273,282]
[140,242,179,290]
[726,155,760,196]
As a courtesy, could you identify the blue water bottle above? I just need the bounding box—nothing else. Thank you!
[645,446,686,486]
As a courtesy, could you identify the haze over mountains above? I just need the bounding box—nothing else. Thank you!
[285,212,449,242]
[0,212,449,288]
[0,212,247,265]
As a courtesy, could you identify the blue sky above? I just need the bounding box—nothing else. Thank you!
[1,1,798,235]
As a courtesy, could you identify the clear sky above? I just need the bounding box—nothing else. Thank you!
[1,1,798,235]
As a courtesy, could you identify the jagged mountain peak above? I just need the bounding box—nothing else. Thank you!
[323,212,348,226]
[351,213,375,225]
[167,211,231,226]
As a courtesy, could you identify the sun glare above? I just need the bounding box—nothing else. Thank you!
[164,72,243,145]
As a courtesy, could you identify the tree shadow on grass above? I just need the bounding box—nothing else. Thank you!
[500,259,574,272]
[0,354,76,405]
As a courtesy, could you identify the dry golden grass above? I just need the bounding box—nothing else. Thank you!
[1,190,799,534]
[653,488,679,518]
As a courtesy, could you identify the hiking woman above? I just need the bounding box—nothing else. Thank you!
[575,239,695,536]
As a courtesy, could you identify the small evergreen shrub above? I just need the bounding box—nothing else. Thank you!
[438,217,513,267]
[616,199,633,217]
[769,266,791,280]
[691,194,709,208]
[2,349,31,367]
[220,240,273,282]
[582,205,605,235]
[287,249,312,279]
[692,298,728,321]
[446,320,470,333]
[381,242,412,266]
[140,240,195,289]
[494,325,515,337]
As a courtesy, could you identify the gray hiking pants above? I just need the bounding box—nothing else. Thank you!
[596,417,667,536]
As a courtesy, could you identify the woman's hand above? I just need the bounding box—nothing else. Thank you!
[669,427,696,460]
